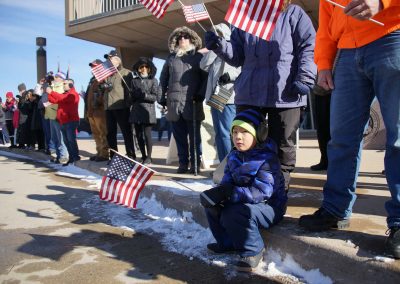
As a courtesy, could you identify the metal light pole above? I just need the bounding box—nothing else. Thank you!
[36,37,47,82]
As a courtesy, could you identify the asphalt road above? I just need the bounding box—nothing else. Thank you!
[0,155,275,284]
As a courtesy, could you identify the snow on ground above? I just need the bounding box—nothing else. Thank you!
[0,150,332,283]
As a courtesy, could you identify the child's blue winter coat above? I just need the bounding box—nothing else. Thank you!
[221,137,288,217]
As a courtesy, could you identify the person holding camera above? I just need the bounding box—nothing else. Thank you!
[47,78,80,166]
[2,92,17,148]
[200,109,287,271]
[200,23,241,163]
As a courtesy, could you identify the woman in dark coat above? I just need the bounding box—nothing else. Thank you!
[129,57,161,165]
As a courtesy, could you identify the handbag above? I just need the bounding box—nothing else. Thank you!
[207,84,233,112]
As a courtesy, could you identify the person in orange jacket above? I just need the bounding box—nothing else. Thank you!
[299,0,400,259]
[47,79,81,166]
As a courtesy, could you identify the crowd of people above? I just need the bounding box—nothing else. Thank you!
[1,0,399,272]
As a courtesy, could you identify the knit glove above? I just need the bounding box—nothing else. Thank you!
[204,31,220,51]
[200,184,233,208]
[291,81,310,97]
[218,73,231,85]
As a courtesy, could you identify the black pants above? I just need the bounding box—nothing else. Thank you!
[5,120,15,146]
[134,123,153,160]
[106,108,135,158]
[236,105,301,191]
[314,94,331,165]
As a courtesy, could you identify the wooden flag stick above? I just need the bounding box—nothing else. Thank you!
[202,3,217,33]
[325,0,384,26]
[109,149,157,173]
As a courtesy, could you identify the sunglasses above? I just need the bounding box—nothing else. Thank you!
[178,34,190,40]
[138,65,149,69]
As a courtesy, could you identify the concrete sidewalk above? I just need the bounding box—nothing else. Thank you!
[1,135,399,283]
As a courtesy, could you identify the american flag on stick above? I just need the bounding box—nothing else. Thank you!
[139,0,174,19]
[182,3,210,23]
[225,0,284,41]
[91,60,117,82]
[99,152,156,209]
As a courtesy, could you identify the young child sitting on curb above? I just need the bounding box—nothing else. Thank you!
[200,109,287,271]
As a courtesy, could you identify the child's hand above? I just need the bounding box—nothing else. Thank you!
[199,184,233,207]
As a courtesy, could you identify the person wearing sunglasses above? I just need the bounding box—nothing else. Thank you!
[160,26,208,174]
[129,57,161,165]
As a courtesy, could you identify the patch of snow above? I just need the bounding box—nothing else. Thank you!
[374,256,395,263]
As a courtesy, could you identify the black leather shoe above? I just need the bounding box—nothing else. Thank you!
[310,162,328,171]
[177,166,188,174]
[94,156,109,162]
[299,207,350,232]
[235,248,265,272]
[207,243,236,254]
[384,227,400,259]
[190,166,201,174]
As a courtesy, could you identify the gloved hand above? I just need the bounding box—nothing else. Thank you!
[192,94,204,102]
[159,95,167,107]
[218,73,230,85]
[291,81,310,97]
[200,184,233,208]
[204,31,220,50]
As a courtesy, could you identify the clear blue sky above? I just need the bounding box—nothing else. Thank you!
[0,0,165,116]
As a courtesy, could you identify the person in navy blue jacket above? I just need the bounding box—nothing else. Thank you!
[200,109,287,272]
[204,1,317,191]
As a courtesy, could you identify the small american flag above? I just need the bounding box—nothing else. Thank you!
[139,0,174,19]
[182,3,210,23]
[225,0,284,41]
[99,153,156,209]
[91,60,117,82]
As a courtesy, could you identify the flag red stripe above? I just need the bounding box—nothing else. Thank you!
[253,0,274,38]
[125,165,147,207]
[119,163,143,206]
[99,176,108,199]
[127,167,149,208]
[264,0,283,40]
[250,0,269,36]
[237,0,250,33]
[243,0,259,32]
[120,164,138,205]
[102,177,113,200]
[225,0,283,41]
[131,171,154,208]
[115,163,139,205]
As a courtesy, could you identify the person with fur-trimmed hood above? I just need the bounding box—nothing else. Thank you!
[159,26,208,174]
[130,57,161,165]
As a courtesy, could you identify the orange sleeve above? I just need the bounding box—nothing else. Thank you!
[381,0,400,8]
[314,1,338,71]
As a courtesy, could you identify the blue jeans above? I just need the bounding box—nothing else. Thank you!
[50,119,68,160]
[61,121,80,162]
[205,203,275,257]
[211,104,236,162]
[323,31,400,228]
[42,117,53,152]
[171,115,202,168]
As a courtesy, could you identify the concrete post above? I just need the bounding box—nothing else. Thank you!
[36,37,47,83]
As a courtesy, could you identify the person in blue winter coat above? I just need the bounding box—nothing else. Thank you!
[204,1,317,191]
[200,109,287,272]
